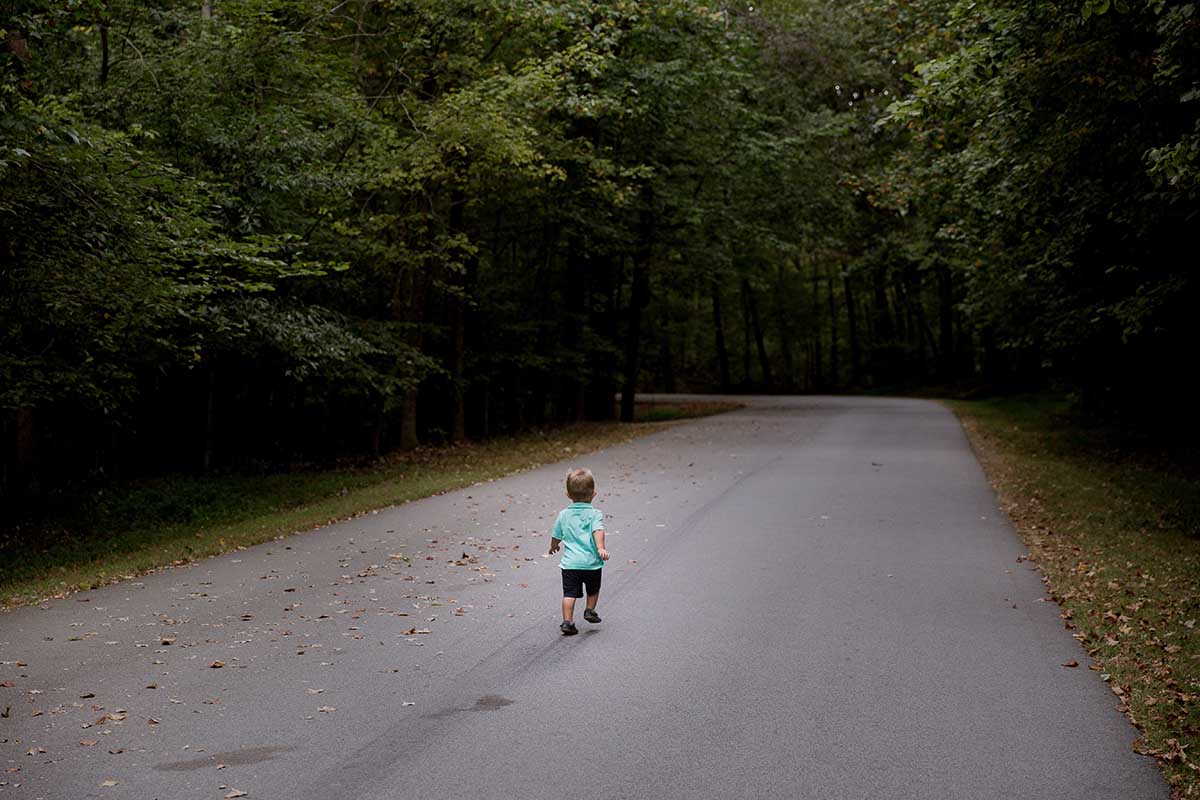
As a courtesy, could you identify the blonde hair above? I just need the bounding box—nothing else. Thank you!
[565,468,595,501]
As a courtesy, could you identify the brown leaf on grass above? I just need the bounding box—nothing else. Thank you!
[1062,660,1079,668]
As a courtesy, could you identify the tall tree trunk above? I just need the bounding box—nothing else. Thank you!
[775,261,794,388]
[937,265,955,379]
[14,407,35,493]
[203,366,217,471]
[99,22,110,85]
[711,278,731,390]
[201,1,212,19]
[740,279,752,386]
[743,278,773,391]
[825,263,839,388]
[620,205,653,422]
[811,263,823,389]
[620,253,650,422]
[448,188,468,443]
[872,271,894,341]
[843,272,861,386]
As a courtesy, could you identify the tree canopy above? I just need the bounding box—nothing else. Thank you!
[2,0,1196,492]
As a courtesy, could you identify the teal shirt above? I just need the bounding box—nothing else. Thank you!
[553,502,605,571]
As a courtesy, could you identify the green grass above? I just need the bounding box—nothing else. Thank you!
[948,395,1200,797]
[0,400,741,610]
[633,399,743,423]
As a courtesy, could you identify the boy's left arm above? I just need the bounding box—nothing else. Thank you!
[593,528,609,561]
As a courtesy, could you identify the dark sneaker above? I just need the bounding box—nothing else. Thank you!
[560,620,578,636]
[583,608,602,624]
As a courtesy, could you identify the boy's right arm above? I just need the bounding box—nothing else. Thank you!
[548,537,561,555]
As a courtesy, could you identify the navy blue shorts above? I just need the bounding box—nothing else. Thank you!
[561,568,602,598]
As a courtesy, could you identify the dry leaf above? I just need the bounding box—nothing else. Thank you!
[209,661,225,669]
[100,780,119,787]
[317,706,336,713]
[80,740,98,747]
[225,790,248,798]
[147,718,159,725]
[1062,660,1079,668]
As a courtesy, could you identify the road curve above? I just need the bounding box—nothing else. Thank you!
[0,397,1166,799]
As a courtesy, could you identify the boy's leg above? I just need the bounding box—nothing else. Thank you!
[583,569,602,623]
[562,596,576,622]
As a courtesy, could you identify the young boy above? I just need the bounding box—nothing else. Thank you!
[549,467,610,635]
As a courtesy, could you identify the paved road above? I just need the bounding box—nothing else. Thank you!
[0,397,1167,799]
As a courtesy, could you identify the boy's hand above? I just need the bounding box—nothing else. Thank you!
[598,548,610,561]
[548,541,560,555]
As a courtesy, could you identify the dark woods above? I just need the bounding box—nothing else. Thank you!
[2,0,1196,496]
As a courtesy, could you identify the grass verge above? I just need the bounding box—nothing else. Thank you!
[1,400,741,610]
[948,395,1200,798]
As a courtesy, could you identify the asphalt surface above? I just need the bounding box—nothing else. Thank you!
[0,396,1168,799]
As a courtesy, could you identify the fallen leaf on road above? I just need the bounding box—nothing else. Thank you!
[1062,660,1079,668]
[100,780,118,787]
[225,790,248,798]
[318,706,336,713]
[145,683,157,689]
[210,661,225,669]
[147,718,159,725]
[160,637,176,646]
[305,688,324,694]
[80,692,95,699]
[80,740,98,747]
[402,628,431,635]
[108,748,123,754]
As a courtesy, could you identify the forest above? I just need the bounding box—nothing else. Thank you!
[2,0,1197,494]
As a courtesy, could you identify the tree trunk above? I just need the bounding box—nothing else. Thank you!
[203,366,216,471]
[810,263,823,389]
[826,263,839,388]
[14,407,35,493]
[448,188,468,443]
[740,279,752,386]
[620,252,650,422]
[937,265,955,379]
[711,278,731,390]
[775,261,794,387]
[201,1,213,19]
[743,278,773,391]
[620,205,653,422]
[843,272,861,386]
[99,23,110,85]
